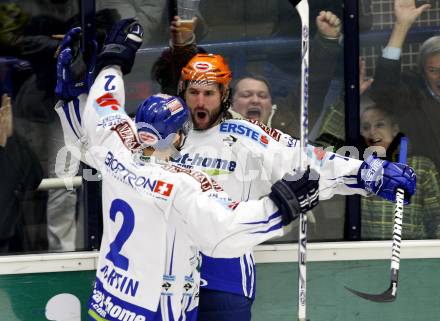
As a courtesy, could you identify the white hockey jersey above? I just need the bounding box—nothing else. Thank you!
[171,115,368,299]
[55,66,290,321]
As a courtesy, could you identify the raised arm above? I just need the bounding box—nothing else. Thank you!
[374,0,431,82]
[170,166,319,258]
[54,20,144,169]
[151,16,200,95]
[244,121,416,203]
[386,0,431,50]
[308,11,343,127]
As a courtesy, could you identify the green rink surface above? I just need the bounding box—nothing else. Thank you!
[253,259,440,321]
[0,259,438,320]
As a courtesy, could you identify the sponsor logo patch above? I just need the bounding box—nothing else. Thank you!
[162,164,223,192]
[247,119,281,141]
[97,114,124,128]
[96,92,120,111]
[313,147,326,161]
[194,62,212,71]
[94,92,124,117]
[153,180,174,196]
[219,122,269,147]
[161,275,175,296]
[170,153,236,175]
[111,121,141,151]
[104,151,174,199]
[228,201,240,210]
[90,284,147,321]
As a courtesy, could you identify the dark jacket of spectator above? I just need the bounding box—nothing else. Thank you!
[0,133,43,252]
[371,56,440,170]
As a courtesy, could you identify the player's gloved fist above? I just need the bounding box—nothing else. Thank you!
[269,166,319,224]
[358,155,416,204]
[96,18,144,75]
[55,27,93,101]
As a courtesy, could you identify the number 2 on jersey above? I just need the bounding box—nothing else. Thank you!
[105,199,135,270]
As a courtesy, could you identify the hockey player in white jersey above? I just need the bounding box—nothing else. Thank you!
[148,53,416,321]
[54,22,322,321]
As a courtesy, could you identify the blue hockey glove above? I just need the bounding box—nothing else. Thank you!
[358,155,416,204]
[95,18,144,75]
[269,166,319,224]
[55,27,96,101]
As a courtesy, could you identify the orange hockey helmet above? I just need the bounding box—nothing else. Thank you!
[181,53,232,87]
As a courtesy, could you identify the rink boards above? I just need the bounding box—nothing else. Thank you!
[0,240,439,320]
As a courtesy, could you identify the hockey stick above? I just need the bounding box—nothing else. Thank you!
[80,0,96,66]
[345,136,408,302]
[288,0,309,320]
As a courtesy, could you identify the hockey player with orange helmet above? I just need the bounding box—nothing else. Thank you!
[178,53,233,130]
[54,21,322,321]
[164,52,416,321]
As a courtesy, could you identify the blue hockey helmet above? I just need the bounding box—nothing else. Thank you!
[135,94,191,149]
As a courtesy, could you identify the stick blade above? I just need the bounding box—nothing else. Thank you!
[345,284,397,303]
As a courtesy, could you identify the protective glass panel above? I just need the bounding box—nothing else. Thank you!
[358,0,440,241]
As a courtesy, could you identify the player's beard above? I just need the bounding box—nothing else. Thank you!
[191,106,222,130]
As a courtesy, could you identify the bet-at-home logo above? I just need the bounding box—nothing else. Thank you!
[171,153,237,176]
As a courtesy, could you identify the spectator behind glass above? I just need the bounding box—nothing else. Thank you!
[315,58,374,149]
[151,16,207,96]
[0,1,79,252]
[0,94,44,253]
[360,105,440,240]
[95,0,167,45]
[150,16,418,318]
[153,11,343,139]
[231,74,276,126]
[0,2,119,251]
[370,0,440,170]
[269,10,343,138]
[315,58,440,240]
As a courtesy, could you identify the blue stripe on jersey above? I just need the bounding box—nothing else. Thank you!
[248,254,255,297]
[167,296,175,321]
[200,254,256,300]
[73,97,82,125]
[245,254,255,298]
[169,232,176,275]
[181,305,198,321]
[251,221,283,234]
[62,100,80,139]
[242,211,280,225]
[240,256,248,297]
[242,254,254,298]
[178,296,197,321]
[344,173,363,189]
